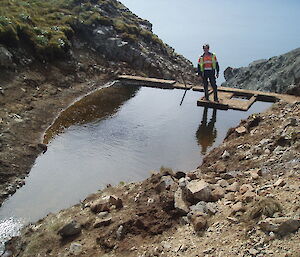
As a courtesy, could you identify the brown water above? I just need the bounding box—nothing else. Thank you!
[0,84,273,251]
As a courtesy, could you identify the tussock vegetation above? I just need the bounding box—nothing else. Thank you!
[0,0,164,60]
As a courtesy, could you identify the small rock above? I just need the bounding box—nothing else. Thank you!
[214,161,227,173]
[274,178,285,187]
[249,169,261,179]
[174,171,186,179]
[179,216,190,225]
[259,217,300,236]
[249,248,259,255]
[37,143,47,154]
[161,241,172,250]
[186,171,198,180]
[226,182,239,192]
[217,179,229,188]
[116,225,124,240]
[235,126,247,134]
[177,244,188,252]
[231,202,245,214]
[203,247,215,254]
[58,220,81,238]
[93,217,112,228]
[155,175,175,193]
[191,214,208,231]
[241,191,257,202]
[174,188,189,214]
[109,195,123,209]
[69,242,82,255]
[239,184,254,194]
[206,202,218,215]
[269,231,276,239]
[98,211,109,218]
[221,170,243,180]
[221,150,230,159]
[211,186,225,201]
[225,192,236,201]
[227,216,239,223]
[277,219,300,236]
[90,199,110,213]
[147,197,154,204]
[190,201,207,214]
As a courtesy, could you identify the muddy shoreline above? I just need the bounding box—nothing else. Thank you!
[0,62,131,206]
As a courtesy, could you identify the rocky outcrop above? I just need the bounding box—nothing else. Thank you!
[222,48,300,95]
[0,0,196,82]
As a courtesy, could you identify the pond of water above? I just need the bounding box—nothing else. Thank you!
[0,84,273,251]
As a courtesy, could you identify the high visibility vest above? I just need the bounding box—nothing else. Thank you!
[198,53,217,72]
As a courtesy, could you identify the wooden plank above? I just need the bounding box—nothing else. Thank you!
[193,85,299,103]
[219,91,234,99]
[244,95,257,110]
[197,98,229,110]
[192,85,204,92]
[118,75,176,85]
[118,75,300,104]
[197,92,258,111]
[120,79,174,89]
[217,86,296,103]
[221,95,257,111]
[173,82,192,90]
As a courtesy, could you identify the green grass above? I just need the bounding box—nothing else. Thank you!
[0,0,165,60]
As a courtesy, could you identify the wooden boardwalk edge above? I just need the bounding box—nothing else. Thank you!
[118,75,300,107]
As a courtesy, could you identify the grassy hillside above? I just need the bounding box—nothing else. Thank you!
[0,0,163,59]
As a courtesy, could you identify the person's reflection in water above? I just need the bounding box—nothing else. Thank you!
[196,107,217,155]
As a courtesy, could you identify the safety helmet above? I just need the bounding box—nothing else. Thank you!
[203,44,210,49]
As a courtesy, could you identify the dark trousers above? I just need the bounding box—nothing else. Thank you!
[202,70,218,101]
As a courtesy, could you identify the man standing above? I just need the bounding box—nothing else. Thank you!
[197,44,220,102]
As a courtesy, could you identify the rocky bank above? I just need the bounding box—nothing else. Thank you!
[222,48,300,96]
[6,100,300,256]
[0,0,197,206]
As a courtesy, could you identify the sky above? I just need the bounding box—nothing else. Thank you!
[120,0,300,81]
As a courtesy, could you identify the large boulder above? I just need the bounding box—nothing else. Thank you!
[58,220,82,238]
[185,179,212,203]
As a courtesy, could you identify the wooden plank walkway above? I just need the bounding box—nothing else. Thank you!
[118,75,300,111]
[118,75,175,89]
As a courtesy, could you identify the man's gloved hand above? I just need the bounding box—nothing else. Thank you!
[216,73,219,78]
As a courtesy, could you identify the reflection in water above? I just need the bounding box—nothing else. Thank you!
[196,107,217,154]
[44,84,139,143]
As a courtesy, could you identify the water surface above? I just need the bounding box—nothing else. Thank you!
[0,85,273,251]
